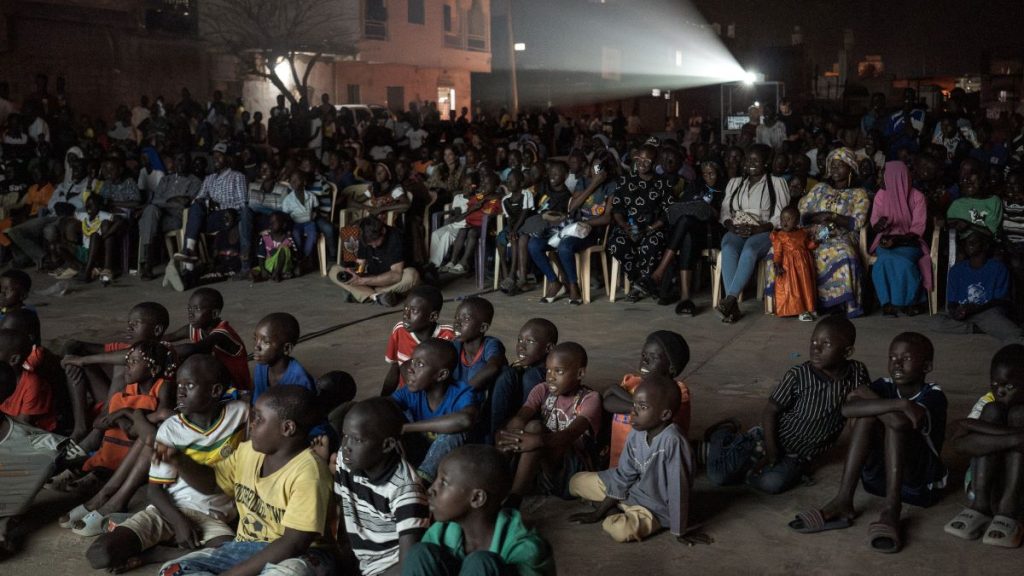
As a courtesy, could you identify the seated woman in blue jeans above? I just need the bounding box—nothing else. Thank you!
[527,154,617,304]
[716,144,790,323]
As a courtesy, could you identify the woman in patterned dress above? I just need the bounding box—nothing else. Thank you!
[798,147,871,318]
[606,144,673,301]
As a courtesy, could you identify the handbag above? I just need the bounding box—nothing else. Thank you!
[559,221,592,239]
[519,213,551,237]
[666,200,714,225]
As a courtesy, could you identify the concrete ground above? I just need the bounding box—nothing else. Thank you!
[1,268,1010,575]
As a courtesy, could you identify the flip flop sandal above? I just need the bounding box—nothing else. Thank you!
[982,515,1024,548]
[72,510,108,537]
[868,520,902,553]
[788,509,853,534]
[675,300,696,316]
[59,504,92,529]
[944,507,992,540]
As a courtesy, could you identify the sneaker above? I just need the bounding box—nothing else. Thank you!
[438,262,453,273]
[55,267,78,280]
[49,266,68,278]
[449,263,466,274]
[376,292,399,307]
[798,311,816,322]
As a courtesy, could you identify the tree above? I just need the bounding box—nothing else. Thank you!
[200,0,361,106]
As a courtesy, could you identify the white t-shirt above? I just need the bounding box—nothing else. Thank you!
[282,188,319,224]
[407,128,428,151]
[149,401,249,517]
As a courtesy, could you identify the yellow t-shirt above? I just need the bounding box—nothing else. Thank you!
[214,441,330,542]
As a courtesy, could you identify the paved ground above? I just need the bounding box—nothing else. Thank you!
[2,268,1010,575]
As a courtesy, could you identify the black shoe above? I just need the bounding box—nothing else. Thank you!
[675,299,696,316]
[376,292,399,307]
[657,293,679,306]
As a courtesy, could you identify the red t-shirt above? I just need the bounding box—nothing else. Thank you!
[190,320,253,391]
[609,374,691,468]
[385,322,456,388]
[0,346,57,431]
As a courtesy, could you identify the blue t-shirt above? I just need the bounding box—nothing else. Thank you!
[452,336,506,388]
[0,304,38,324]
[252,357,315,401]
[392,380,482,423]
[947,259,1009,307]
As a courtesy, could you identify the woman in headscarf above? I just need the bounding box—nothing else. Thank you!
[798,147,870,318]
[869,161,932,316]
[137,146,165,196]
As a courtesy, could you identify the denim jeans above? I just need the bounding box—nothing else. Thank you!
[720,230,772,298]
[292,221,317,258]
[158,541,334,576]
[488,365,545,440]
[185,203,253,268]
[705,426,805,495]
[527,233,597,284]
[404,430,467,482]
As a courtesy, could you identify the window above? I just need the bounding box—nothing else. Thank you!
[466,0,486,51]
[347,84,361,104]
[443,4,453,32]
[408,0,424,24]
[364,0,388,39]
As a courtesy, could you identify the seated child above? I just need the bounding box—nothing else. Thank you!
[1001,170,1024,312]
[498,342,602,503]
[60,340,177,534]
[0,363,85,559]
[0,269,36,322]
[168,287,252,392]
[570,377,699,544]
[429,172,476,270]
[381,285,455,396]
[318,370,357,438]
[947,162,1002,239]
[603,330,692,467]
[490,318,557,439]
[252,312,314,401]
[61,301,170,443]
[252,211,297,282]
[933,231,1023,344]
[0,328,57,432]
[402,445,555,576]
[331,398,430,576]
[76,194,124,285]
[431,172,501,273]
[704,315,870,495]
[790,332,947,554]
[0,309,70,435]
[451,296,506,393]
[86,355,248,572]
[393,338,480,482]
[281,170,320,262]
[768,205,817,321]
[944,344,1024,547]
[155,386,333,576]
[496,169,535,294]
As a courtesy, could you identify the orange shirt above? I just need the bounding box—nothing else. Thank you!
[0,346,56,431]
[609,373,691,468]
[24,183,54,216]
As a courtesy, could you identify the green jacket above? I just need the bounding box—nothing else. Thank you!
[421,508,556,575]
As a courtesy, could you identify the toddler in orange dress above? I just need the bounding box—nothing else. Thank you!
[771,206,818,321]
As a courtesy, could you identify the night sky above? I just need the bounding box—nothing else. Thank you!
[692,0,1023,76]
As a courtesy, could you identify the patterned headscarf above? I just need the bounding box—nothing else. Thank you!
[825,147,859,179]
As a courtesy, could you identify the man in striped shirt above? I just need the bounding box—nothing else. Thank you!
[333,398,429,576]
[706,315,869,495]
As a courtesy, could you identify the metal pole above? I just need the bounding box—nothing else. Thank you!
[506,0,519,117]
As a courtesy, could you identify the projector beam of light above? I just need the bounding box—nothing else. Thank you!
[502,0,753,105]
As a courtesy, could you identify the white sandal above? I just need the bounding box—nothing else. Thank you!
[59,504,91,529]
[71,510,108,537]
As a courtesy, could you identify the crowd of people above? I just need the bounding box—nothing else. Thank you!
[1,73,1024,574]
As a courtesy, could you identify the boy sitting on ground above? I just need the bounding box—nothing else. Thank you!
[167,287,252,392]
[790,332,947,554]
[393,338,480,482]
[402,445,555,576]
[0,309,70,435]
[0,269,36,322]
[381,285,455,396]
[61,301,170,443]
[251,312,314,401]
[704,315,870,494]
[331,397,430,576]
[570,377,705,545]
[86,355,249,572]
[0,363,85,559]
[155,386,333,576]
[498,342,602,505]
[317,370,358,438]
[604,330,692,467]
[451,296,506,393]
[933,231,1023,344]
[0,328,57,432]
[944,344,1024,548]
[490,318,558,440]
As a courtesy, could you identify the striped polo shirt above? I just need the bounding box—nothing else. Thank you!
[770,360,870,461]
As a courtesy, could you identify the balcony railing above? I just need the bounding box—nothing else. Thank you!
[364,19,387,40]
[467,33,487,52]
[443,32,488,52]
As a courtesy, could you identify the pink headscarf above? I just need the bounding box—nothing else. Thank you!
[870,160,932,290]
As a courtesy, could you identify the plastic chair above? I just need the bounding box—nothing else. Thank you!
[863,225,942,315]
[492,214,506,291]
[711,249,765,309]
[541,227,609,304]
